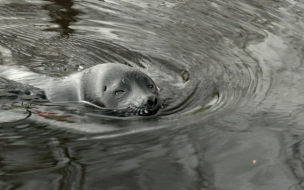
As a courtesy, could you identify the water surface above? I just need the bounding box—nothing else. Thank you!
[0,0,304,189]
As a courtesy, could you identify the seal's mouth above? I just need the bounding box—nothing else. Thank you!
[122,98,169,116]
[125,106,161,116]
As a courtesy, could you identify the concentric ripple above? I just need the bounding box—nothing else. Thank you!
[0,0,302,132]
[0,0,270,131]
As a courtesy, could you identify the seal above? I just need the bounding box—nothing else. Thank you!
[44,63,161,116]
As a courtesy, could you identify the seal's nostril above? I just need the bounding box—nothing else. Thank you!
[147,99,154,107]
[154,98,158,105]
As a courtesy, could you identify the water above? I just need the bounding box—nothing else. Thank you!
[0,0,304,189]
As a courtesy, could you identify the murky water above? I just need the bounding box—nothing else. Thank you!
[0,0,304,189]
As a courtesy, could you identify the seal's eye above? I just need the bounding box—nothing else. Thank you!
[104,86,107,92]
[148,84,154,89]
[115,90,125,96]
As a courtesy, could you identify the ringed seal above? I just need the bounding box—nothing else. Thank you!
[45,63,162,116]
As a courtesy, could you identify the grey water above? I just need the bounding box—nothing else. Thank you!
[0,0,304,189]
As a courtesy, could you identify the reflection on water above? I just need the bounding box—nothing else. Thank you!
[43,0,82,36]
[0,0,304,189]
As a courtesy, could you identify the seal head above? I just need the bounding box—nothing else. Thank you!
[79,64,161,116]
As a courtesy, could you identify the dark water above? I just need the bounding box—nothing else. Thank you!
[0,0,304,189]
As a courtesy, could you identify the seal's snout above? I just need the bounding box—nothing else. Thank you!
[145,96,159,108]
